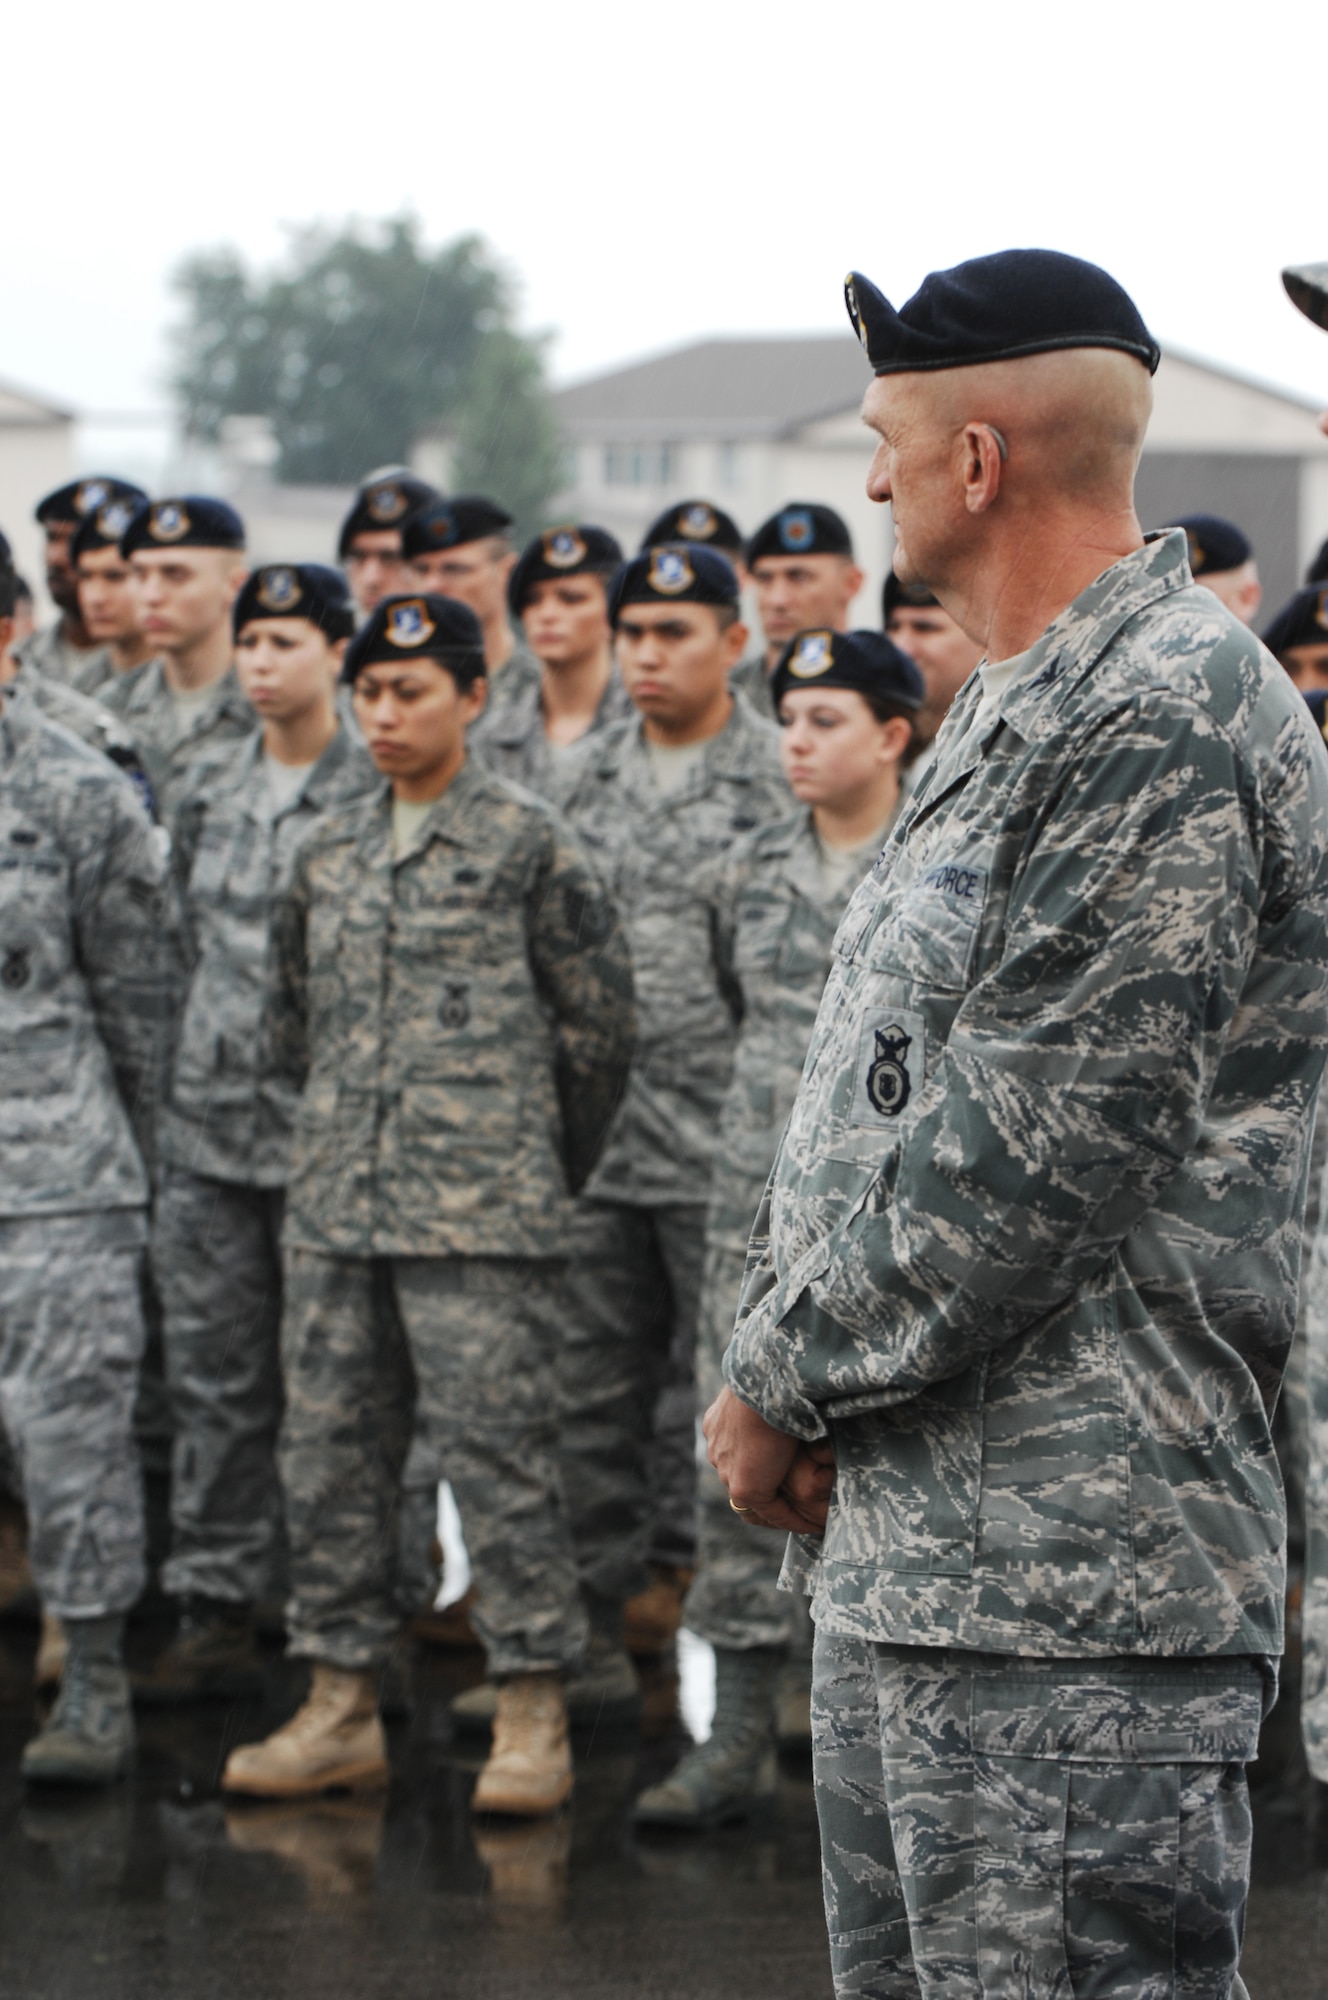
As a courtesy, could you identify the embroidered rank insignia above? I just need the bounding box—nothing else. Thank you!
[679,503,717,541]
[865,1022,912,1117]
[385,599,435,648]
[257,566,302,612]
[543,528,587,569]
[648,547,694,595]
[778,508,814,552]
[149,501,190,543]
[366,482,408,524]
[73,479,109,516]
[96,498,137,541]
[788,630,834,678]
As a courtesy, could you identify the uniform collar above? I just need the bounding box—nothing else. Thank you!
[363,752,495,866]
[595,689,771,792]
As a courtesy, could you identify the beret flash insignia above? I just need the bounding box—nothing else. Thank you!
[366,482,408,524]
[73,479,109,516]
[385,599,436,648]
[543,528,587,569]
[679,503,717,541]
[257,566,302,612]
[648,547,694,596]
[1318,590,1328,634]
[866,1022,912,1117]
[149,501,191,543]
[426,510,458,547]
[96,498,136,540]
[778,508,814,552]
[788,631,834,679]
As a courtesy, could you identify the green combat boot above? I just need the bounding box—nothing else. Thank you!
[132,1597,266,1705]
[633,1644,780,1829]
[22,1615,135,1786]
[452,1597,640,1736]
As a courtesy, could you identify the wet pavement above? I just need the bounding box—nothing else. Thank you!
[0,1613,1325,2000]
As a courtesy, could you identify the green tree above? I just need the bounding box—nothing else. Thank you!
[170,215,560,533]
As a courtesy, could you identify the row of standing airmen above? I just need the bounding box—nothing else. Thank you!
[1,465,1326,1826]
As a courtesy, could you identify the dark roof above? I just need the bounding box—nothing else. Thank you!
[553,335,871,442]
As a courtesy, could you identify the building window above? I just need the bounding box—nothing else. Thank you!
[718,442,743,489]
[603,442,677,486]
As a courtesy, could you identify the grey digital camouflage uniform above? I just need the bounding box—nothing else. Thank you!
[687,808,893,1653]
[558,694,789,1585]
[0,689,180,1619]
[268,757,635,1673]
[1299,1111,1328,1781]
[16,619,112,695]
[9,661,156,820]
[723,532,1328,1995]
[727,651,776,721]
[99,659,253,825]
[152,726,378,1605]
[469,660,635,798]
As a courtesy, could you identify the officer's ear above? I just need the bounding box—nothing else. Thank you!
[0,617,16,681]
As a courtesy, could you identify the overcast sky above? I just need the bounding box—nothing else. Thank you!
[10,0,1328,421]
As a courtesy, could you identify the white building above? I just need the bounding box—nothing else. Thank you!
[551,336,1328,623]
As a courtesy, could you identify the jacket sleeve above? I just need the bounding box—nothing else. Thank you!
[526,820,637,1195]
[726,700,1323,1436]
[74,782,185,1175]
[266,851,312,1099]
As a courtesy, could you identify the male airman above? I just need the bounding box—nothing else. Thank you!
[731,505,864,717]
[70,497,156,691]
[401,494,537,700]
[1167,512,1263,625]
[18,476,146,687]
[337,467,437,620]
[1261,584,1328,692]
[882,571,982,771]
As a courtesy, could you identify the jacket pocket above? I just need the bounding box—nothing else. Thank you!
[824,1359,989,1575]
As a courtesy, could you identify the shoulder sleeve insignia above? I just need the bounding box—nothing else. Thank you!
[866,1021,912,1116]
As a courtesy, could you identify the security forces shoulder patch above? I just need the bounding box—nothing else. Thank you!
[1,946,32,991]
[437,981,471,1030]
[385,599,436,648]
[865,1021,913,1116]
[648,546,694,596]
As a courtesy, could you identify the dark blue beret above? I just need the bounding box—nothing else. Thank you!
[234,563,355,642]
[509,525,623,615]
[342,592,486,686]
[337,468,439,557]
[882,573,940,622]
[36,474,147,527]
[609,545,741,625]
[640,499,744,558]
[747,503,854,564]
[1168,513,1252,576]
[1283,262,1328,334]
[121,495,245,554]
[402,494,514,558]
[770,627,924,714]
[1262,586,1328,659]
[846,249,1160,378]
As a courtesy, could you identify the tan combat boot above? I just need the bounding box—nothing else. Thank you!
[471,1673,572,1818]
[34,1611,67,1691]
[221,1664,388,1799]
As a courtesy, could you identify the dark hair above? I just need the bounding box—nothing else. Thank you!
[0,554,16,621]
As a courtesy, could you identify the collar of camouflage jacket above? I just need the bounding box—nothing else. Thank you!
[360,751,497,862]
[589,686,777,794]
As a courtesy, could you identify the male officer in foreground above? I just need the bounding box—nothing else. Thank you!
[731,505,864,717]
[705,248,1328,1997]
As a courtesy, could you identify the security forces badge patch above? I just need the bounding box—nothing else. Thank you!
[648,547,694,595]
[866,1022,913,1116]
[385,599,436,648]
[850,1007,925,1129]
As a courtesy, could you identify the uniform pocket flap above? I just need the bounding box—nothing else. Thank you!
[969,1665,1265,1764]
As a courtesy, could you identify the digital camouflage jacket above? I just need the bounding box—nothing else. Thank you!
[725,532,1328,1660]
[100,659,253,825]
[269,755,636,1258]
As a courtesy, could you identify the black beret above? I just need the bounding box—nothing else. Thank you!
[508,525,623,615]
[882,572,940,622]
[70,493,147,561]
[35,474,147,527]
[233,563,355,642]
[1262,586,1328,659]
[1283,262,1328,334]
[608,545,741,625]
[121,495,246,554]
[747,503,854,565]
[341,593,486,687]
[845,249,1161,377]
[639,500,744,558]
[1167,513,1252,577]
[770,627,924,714]
[401,494,514,558]
[337,469,439,557]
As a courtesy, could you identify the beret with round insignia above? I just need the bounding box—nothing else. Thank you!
[1262,585,1328,661]
[1165,512,1253,577]
[120,494,246,554]
[233,562,355,641]
[508,523,624,614]
[342,592,487,688]
[845,248,1160,377]
[608,544,741,626]
[640,499,744,558]
[337,467,439,558]
[1282,261,1328,335]
[770,626,924,713]
[70,494,148,562]
[747,502,854,565]
[401,494,514,558]
[36,474,147,528]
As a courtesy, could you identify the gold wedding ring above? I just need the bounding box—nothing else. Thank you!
[729,1498,756,1515]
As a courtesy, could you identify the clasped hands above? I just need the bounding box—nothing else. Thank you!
[702,1384,835,1536]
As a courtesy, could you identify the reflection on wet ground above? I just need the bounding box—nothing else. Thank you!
[0,1613,1324,2000]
